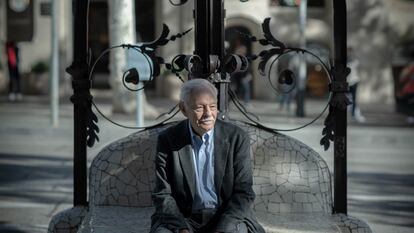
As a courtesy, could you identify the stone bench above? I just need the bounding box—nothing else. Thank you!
[48,121,372,233]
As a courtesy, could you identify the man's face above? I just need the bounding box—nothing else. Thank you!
[180,91,218,136]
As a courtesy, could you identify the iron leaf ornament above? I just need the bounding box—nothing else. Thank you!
[86,99,100,147]
[257,18,287,75]
[131,24,192,78]
[320,65,351,150]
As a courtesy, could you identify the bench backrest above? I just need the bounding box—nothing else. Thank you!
[89,121,332,214]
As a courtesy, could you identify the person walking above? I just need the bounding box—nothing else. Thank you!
[6,41,22,101]
[233,38,252,105]
[347,48,365,122]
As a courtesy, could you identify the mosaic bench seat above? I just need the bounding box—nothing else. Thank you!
[48,121,372,233]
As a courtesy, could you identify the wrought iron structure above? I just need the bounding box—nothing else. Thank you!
[68,0,89,206]
[69,0,350,214]
[331,0,349,214]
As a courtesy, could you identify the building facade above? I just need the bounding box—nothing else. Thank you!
[1,0,413,103]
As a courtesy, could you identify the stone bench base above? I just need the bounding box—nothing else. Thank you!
[47,206,87,233]
[71,206,370,233]
[77,206,152,233]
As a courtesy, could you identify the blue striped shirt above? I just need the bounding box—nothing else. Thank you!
[188,123,218,211]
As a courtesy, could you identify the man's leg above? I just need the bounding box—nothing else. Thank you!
[209,222,248,233]
[151,226,174,233]
[349,84,357,116]
[233,222,248,233]
[151,220,197,233]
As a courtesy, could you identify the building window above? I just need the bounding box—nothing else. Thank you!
[135,0,155,42]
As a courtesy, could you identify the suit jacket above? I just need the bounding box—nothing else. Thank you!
[151,119,264,233]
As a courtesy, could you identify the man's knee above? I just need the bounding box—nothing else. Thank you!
[215,222,248,233]
[233,222,248,233]
[151,226,174,233]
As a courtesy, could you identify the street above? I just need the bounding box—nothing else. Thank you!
[285,125,414,233]
[0,98,413,233]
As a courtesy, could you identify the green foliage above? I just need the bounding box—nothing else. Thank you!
[31,60,49,74]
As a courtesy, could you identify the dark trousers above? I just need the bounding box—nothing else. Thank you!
[349,83,358,116]
[152,209,248,233]
[152,222,247,233]
[8,65,21,94]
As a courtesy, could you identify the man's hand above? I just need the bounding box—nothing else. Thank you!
[179,229,190,233]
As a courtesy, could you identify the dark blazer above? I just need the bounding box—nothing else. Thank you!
[151,119,264,233]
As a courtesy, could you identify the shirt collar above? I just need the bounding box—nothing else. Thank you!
[188,121,214,145]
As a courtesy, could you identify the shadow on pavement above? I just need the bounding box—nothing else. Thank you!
[0,221,27,233]
[0,153,70,162]
[0,153,73,205]
[348,172,414,227]
[0,153,72,183]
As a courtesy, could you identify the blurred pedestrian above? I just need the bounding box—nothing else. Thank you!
[347,47,365,122]
[233,38,252,105]
[5,41,22,101]
[278,54,297,113]
[278,82,295,113]
[396,61,414,123]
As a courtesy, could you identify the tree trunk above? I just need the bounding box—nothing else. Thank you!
[108,0,137,114]
[108,0,159,117]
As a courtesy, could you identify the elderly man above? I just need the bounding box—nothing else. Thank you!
[150,79,264,233]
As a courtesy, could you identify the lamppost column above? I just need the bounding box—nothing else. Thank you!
[70,0,89,207]
[333,0,348,214]
[194,0,228,119]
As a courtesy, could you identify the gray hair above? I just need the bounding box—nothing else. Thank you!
[180,79,218,105]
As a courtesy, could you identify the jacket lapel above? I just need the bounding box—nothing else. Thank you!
[176,120,230,204]
[177,121,196,200]
[213,120,229,200]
